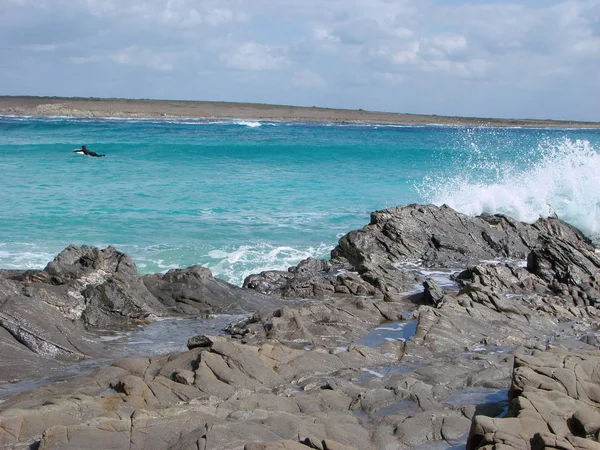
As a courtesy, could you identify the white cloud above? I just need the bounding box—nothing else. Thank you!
[112,46,176,71]
[428,34,468,55]
[292,70,325,88]
[391,42,420,64]
[0,0,599,120]
[423,58,490,79]
[22,44,57,52]
[574,38,600,54]
[70,46,178,72]
[221,42,287,71]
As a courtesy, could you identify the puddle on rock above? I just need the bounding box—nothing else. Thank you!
[357,363,416,382]
[413,438,467,450]
[411,387,509,450]
[372,399,419,417]
[393,261,462,293]
[468,344,515,356]
[90,313,250,358]
[419,268,462,290]
[0,357,113,400]
[0,314,248,399]
[446,387,509,417]
[356,321,417,347]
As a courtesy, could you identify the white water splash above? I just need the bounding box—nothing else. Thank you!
[235,120,262,128]
[0,247,57,269]
[206,242,333,286]
[420,138,600,241]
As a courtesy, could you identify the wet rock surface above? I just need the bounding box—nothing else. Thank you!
[0,204,599,449]
[468,349,600,450]
[244,204,591,300]
[0,245,278,384]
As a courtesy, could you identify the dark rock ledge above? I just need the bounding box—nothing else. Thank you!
[0,245,276,383]
[0,204,598,449]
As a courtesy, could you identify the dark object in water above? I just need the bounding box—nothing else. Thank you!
[73,145,105,158]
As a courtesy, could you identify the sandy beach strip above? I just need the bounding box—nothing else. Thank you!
[1,96,599,128]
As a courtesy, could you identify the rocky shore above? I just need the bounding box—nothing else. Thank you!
[2,96,600,128]
[1,204,599,449]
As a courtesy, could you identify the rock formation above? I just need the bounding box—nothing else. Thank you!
[244,204,590,300]
[0,245,277,384]
[0,204,599,449]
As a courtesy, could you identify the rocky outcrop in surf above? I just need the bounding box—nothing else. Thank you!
[0,245,277,384]
[244,204,592,300]
[0,204,599,449]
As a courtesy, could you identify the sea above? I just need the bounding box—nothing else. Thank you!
[1,116,599,286]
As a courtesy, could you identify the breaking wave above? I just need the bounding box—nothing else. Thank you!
[205,242,333,286]
[419,137,600,241]
[234,120,262,128]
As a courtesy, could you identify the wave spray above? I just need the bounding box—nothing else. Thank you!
[419,137,600,241]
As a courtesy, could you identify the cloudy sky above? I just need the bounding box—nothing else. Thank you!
[1,0,599,121]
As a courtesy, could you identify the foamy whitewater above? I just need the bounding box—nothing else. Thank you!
[1,116,599,285]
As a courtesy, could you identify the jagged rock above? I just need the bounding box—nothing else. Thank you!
[44,245,169,327]
[528,236,600,305]
[227,296,406,348]
[187,334,214,349]
[423,278,444,307]
[245,204,592,299]
[41,245,134,284]
[143,265,279,315]
[0,245,282,383]
[0,279,106,383]
[468,349,600,449]
[453,234,600,324]
[243,258,381,299]
[1,204,599,450]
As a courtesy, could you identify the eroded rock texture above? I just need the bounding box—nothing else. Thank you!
[244,204,592,300]
[0,245,277,383]
[1,204,599,449]
[469,350,600,450]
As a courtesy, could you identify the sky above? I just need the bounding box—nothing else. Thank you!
[1,0,599,121]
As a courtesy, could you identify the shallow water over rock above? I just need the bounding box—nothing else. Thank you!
[91,313,250,357]
[0,314,248,400]
[356,320,418,347]
[446,387,509,413]
[450,387,510,428]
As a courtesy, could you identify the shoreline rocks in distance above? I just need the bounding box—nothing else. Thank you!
[1,96,600,128]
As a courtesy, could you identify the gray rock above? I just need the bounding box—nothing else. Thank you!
[1,204,599,450]
[245,204,592,299]
[45,245,169,327]
[143,265,279,314]
[423,278,444,307]
[172,368,195,386]
[468,349,600,449]
[0,245,283,384]
[187,334,214,349]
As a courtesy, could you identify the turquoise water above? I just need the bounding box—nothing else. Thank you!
[1,116,599,284]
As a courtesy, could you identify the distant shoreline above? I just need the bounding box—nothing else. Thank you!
[1,95,599,128]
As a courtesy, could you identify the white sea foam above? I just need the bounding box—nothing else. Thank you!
[206,242,333,286]
[0,247,57,270]
[420,138,600,241]
[235,120,262,128]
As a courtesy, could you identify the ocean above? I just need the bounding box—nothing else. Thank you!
[1,116,599,286]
